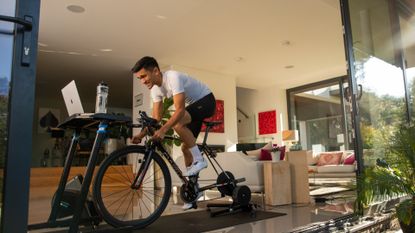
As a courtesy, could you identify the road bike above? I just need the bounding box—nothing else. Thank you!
[28,111,252,232]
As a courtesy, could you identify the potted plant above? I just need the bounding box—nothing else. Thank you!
[160,97,181,147]
[357,123,415,233]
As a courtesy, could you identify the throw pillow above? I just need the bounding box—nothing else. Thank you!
[259,149,272,161]
[343,153,355,165]
[279,146,286,160]
[317,151,343,166]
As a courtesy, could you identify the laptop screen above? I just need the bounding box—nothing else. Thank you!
[61,80,84,116]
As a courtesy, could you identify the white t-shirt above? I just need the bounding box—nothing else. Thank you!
[151,70,211,104]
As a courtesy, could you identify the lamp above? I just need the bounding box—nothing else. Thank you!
[282,130,300,151]
[337,133,345,151]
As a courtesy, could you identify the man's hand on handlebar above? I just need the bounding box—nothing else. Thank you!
[152,128,167,141]
[131,134,143,144]
[131,130,146,144]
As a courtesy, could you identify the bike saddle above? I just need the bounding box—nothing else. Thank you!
[203,121,222,127]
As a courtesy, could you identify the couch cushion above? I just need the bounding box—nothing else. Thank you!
[343,153,355,165]
[307,152,319,165]
[317,165,355,173]
[308,165,318,173]
[244,141,272,160]
[317,151,343,166]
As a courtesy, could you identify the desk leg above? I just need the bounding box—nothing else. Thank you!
[48,129,80,223]
[69,124,107,233]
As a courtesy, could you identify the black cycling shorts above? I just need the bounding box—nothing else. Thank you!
[185,93,216,138]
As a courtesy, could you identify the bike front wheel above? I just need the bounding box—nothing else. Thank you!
[93,145,171,229]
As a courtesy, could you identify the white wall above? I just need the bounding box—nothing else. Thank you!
[132,65,238,157]
[236,86,288,146]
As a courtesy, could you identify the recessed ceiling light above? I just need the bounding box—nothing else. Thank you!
[67,5,85,13]
[99,49,112,52]
[156,15,167,19]
[38,42,48,47]
[67,51,82,55]
[285,65,294,69]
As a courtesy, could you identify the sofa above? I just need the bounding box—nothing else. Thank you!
[307,151,356,178]
[170,151,266,193]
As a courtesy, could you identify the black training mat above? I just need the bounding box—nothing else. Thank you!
[50,209,285,233]
[133,209,285,233]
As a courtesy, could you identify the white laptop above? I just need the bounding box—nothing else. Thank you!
[61,80,84,116]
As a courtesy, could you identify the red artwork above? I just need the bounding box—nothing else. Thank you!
[258,110,277,135]
[201,100,224,133]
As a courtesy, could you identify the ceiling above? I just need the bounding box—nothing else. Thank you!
[36,0,346,108]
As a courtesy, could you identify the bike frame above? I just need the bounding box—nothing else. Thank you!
[131,129,231,193]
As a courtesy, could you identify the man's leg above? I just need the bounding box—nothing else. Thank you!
[173,111,205,175]
[181,143,193,167]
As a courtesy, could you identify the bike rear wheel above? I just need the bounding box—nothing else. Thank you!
[93,145,171,229]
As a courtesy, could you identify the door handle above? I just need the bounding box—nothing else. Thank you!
[0,15,32,30]
[0,15,34,66]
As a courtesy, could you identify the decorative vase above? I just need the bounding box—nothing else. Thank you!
[271,151,281,162]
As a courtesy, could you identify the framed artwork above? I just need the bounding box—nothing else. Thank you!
[201,99,224,133]
[38,108,60,133]
[258,110,277,135]
[134,93,143,107]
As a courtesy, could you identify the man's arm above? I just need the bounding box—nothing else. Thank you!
[131,100,163,144]
[159,93,186,133]
[152,101,163,122]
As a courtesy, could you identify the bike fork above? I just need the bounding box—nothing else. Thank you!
[131,150,153,189]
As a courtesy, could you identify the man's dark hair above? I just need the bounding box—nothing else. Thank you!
[131,56,160,73]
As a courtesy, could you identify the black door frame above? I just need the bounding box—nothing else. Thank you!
[339,0,364,176]
[1,0,40,232]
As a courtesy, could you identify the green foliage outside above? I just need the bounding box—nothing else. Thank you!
[0,95,7,203]
[358,90,407,165]
[357,123,415,232]
[160,97,181,147]
[0,96,7,168]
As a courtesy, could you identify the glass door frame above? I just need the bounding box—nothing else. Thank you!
[0,0,40,232]
[286,76,350,152]
[340,0,365,177]
[340,0,413,177]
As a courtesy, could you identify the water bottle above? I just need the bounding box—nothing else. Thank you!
[95,81,108,113]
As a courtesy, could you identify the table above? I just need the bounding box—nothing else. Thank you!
[263,161,292,205]
[286,150,310,204]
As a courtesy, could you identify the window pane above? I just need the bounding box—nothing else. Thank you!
[349,0,407,166]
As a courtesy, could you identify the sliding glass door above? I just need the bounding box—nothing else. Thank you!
[287,77,353,154]
[0,0,40,231]
[342,0,409,168]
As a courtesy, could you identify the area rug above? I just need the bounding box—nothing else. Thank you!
[310,186,350,196]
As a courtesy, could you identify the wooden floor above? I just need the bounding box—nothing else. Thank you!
[28,166,137,224]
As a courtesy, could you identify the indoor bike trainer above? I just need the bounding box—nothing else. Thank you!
[181,120,257,217]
